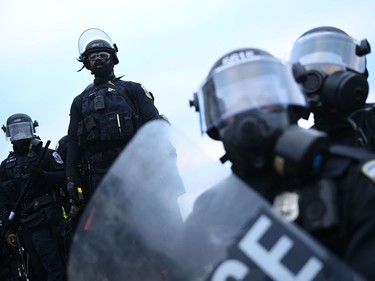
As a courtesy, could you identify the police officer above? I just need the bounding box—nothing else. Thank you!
[190,48,375,280]
[66,28,163,208]
[287,26,375,150]
[55,135,68,163]
[0,113,67,281]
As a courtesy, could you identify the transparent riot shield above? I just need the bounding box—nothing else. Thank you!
[68,120,365,281]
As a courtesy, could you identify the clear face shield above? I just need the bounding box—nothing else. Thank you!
[196,56,307,136]
[78,28,114,58]
[6,122,35,142]
[287,31,367,75]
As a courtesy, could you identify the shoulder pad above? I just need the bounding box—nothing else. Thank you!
[115,79,154,100]
[84,83,94,91]
[114,79,126,87]
[52,151,64,164]
[361,159,375,184]
[140,84,154,100]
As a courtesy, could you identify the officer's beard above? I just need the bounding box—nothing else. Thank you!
[91,59,115,83]
[12,139,31,155]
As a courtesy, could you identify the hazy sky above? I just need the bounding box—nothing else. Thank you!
[1,0,375,161]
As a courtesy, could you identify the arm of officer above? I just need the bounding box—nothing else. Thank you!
[344,169,375,280]
[66,97,85,205]
[44,149,67,187]
[66,97,84,183]
[129,82,163,122]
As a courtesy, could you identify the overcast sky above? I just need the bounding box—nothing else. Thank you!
[1,0,375,161]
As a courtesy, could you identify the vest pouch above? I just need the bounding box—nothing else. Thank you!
[132,112,142,132]
[77,119,86,146]
[105,112,134,140]
[121,111,134,138]
[21,204,62,231]
[84,115,100,142]
[20,194,55,229]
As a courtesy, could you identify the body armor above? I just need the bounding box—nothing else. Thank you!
[77,81,141,151]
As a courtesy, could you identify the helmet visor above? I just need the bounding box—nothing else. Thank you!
[78,28,114,57]
[7,122,34,141]
[197,56,306,135]
[287,31,366,74]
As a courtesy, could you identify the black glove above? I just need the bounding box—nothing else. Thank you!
[67,180,84,206]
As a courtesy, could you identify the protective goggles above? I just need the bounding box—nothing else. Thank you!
[88,51,111,61]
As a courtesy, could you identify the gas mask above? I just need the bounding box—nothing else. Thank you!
[288,27,371,117]
[293,64,369,116]
[219,109,289,169]
[12,139,31,155]
[273,125,328,181]
[219,109,328,180]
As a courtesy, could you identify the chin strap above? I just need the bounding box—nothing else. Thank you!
[220,153,228,164]
[77,65,85,72]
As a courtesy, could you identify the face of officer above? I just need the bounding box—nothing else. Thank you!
[12,139,31,155]
[193,48,307,170]
[77,28,119,77]
[288,26,370,117]
[87,51,115,78]
[219,106,292,170]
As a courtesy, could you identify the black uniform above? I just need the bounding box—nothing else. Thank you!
[0,146,67,281]
[313,103,375,152]
[189,46,375,280]
[287,26,374,152]
[66,76,162,200]
[229,144,375,280]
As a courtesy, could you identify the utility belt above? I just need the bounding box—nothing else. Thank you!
[22,194,55,215]
[87,146,124,169]
[20,194,57,230]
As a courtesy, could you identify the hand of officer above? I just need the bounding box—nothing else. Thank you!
[68,201,82,221]
[67,180,84,206]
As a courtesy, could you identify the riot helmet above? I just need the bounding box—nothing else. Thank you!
[287,26,371,115]
[77,28,119,69]
[2,113,40,155]
[190,48,307,140]
[2,113,38,142]
[190,48,318,173]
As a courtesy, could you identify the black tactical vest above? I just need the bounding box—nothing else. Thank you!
[77,82,140,150]
[3,152,44,201]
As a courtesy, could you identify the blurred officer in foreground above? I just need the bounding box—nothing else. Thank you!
[0,113,67,281]
[66,28,163,212]
[287,26,375,150]
[190,48,375,280]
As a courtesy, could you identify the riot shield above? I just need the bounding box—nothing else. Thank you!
[67,120,365,281]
